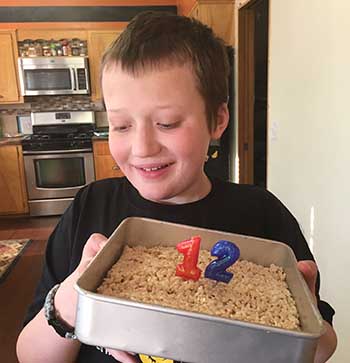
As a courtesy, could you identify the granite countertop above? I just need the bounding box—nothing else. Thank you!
[0,136,27,146]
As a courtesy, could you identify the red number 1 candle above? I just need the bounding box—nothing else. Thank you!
[175,236,202,281]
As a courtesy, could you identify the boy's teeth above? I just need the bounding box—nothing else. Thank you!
[142,164,168,171]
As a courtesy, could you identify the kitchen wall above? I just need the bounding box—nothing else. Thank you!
[268,1,349,362]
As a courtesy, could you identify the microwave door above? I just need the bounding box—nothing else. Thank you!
[21,67,74,96]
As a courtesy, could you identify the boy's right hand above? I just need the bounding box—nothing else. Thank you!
[54,233,108,327]
[54,234,139,363]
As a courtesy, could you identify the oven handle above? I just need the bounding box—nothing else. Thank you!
[23,148,92,155]
[70,68,76,90]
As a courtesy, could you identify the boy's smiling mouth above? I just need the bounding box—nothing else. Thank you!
[133,162,174,174]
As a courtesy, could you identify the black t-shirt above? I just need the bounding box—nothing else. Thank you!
[24,177,335,363]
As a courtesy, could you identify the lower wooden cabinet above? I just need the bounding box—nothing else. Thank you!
[93,140,124,180]
[0,145,28,215]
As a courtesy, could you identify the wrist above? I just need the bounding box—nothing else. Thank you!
[54,275,79,327]
[44,284,77,340]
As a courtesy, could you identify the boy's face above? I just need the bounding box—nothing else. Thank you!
[102,62,228,204]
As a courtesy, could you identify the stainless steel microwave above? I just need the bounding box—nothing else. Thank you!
[18,57,90,96]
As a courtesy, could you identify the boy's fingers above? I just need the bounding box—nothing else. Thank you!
[107,349,139,363]
[82,233,108,260]
[297,260,318,297]
[77,233,108,273]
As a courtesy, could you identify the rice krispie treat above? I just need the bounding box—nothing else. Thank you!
[97,245,300,331]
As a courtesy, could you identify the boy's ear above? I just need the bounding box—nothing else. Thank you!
[210,103,229,140]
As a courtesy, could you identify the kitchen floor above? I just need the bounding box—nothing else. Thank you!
[0,216,59,363]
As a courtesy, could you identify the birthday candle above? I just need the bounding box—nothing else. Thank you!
[204,240,240,283]
[175,236,202,281]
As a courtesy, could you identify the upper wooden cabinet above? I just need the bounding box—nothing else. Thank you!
[0,145,28,215]
[88,30,123,101]
[0,30,22,104]
[188,1,235,46]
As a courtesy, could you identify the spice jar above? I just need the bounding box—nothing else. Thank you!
[60,39,68,56]
[22,39,31,57]
[79,40,88,56]
[71,38,81,56]
[27,42,37,57]
[50,41,57,56]
[34,40,43,57]
[42,41,51,56]
[18,41,27,57]
[55,41,63,56]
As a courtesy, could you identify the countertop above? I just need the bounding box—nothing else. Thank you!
[0,136,27,147]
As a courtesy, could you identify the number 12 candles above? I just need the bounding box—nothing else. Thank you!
[175,237,240,283]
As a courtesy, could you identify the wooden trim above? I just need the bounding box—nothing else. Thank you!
[2,22,128,30]
[17,29,88,40]
[0,1,176,6]
[237,0,254,9]
[238,6,254,184]
[16,145,29,214]
[176,0,197,15]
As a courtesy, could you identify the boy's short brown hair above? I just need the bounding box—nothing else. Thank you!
[101,11,230,131]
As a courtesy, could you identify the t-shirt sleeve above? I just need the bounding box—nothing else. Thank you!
[23,202,76,326]
[263,190,335,325]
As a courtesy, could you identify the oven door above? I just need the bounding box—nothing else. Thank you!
[23,150,95,200]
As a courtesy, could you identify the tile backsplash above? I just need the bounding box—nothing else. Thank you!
[0,96,107,133]
[0,95,104,115]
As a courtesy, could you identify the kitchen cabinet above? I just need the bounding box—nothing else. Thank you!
[0,145,28,215]
[87,30,123,101]
[93,139,124,180]
[188,1,235,46]
[0,30,22,104]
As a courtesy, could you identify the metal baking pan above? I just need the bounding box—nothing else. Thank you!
[75,217,324,363]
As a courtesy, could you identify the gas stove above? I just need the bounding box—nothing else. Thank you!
[22,111,95,152]
[22,110,96,217]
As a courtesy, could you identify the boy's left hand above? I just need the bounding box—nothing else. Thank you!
[297,260,337,363]
[297,260,318,302]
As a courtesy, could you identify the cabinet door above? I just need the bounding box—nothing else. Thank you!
[93,140,124,180]
[189,2,235,46]
[0,31,21,103]
[0,145,28,215]
[88,30,123,101]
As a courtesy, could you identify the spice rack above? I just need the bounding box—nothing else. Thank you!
[18,38,88,57]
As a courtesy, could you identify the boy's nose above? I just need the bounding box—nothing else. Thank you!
[131,126,161,158]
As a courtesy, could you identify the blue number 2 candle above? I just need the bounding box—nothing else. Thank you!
[204,240,240,283]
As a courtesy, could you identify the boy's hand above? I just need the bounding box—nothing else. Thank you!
[107,349,139,363]
[76,233,108,274]
[55,233,108,327]
[297,260,318,303]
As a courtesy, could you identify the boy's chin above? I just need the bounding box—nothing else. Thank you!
[138,188,173,204]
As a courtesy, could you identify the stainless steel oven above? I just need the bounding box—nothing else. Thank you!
[23,150,94,216]
[22,111,95,216]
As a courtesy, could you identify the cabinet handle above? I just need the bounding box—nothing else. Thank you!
[112,165,120,171]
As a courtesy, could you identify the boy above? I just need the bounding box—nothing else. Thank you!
[16,11,336,363]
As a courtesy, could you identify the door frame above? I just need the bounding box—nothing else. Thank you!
[237,0,268,184]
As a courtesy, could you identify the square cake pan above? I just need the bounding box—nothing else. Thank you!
[75,217,325,363]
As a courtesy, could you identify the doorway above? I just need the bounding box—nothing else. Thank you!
[238,0,269,187]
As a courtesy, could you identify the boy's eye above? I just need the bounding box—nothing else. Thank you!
[111,124,131,132]
[157,121,180,129]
